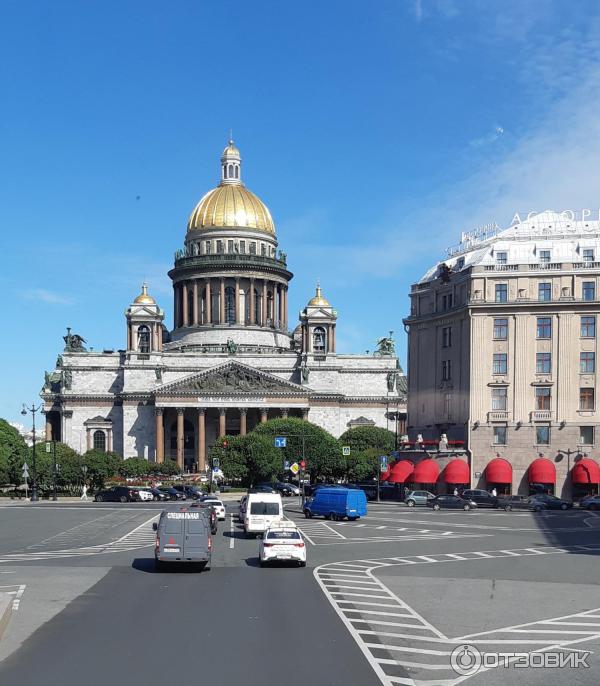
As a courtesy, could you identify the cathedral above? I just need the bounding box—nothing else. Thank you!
[41,141,406,470]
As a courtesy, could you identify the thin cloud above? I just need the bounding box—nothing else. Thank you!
[469,126,505,148]
[20,289,74,305]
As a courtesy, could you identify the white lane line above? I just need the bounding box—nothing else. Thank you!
[230,514,235,549]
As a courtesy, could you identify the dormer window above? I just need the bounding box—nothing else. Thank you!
[583,248,595,263]
[456,257,465,270]
[496,251,507,265]
[539,249,551,264]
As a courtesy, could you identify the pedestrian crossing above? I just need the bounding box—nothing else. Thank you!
[0,515,158,564]
[315,543,600,685]
[0,585,26,610]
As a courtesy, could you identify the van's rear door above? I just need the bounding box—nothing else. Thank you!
[161,515,184,558]
[184,514,210,561]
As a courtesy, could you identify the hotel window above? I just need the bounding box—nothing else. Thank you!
[538,282,552,301]
[441,293,453,310]
[493,425,507,445]
[583,248,595,263]
[442,326,452,348]
[493,318,508,340]
[536,317,552,339]
[536,352,551,374]
[495,284,508,303]
[580,352,595,373]
[580,387,595,410]
[491,387,507,411]
[240,240,246,254]
[496,251,507,265]
[456,257,465,269]
[493,353,507,374]
[539,249,551,264]
[441,359,452,381]
[535,386,551,410]
[536,425,550,445]
[581,316,596,338]
[580,426,594,445]
[583,281,595,301]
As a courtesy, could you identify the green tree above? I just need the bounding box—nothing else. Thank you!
[153,459,180,477]
[117,457,151,479]
[0,419,28,485]
[82,449,121,489]
[210,434,281,485]
[346,447,380,482]
[339,426,396,454]
[252,418,344,481]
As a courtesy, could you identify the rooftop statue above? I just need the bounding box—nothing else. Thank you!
[376,332,395,357]
[63,327,87,352]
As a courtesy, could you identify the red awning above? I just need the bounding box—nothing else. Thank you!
[528,457,556,484]
[388,460,414,484]
[485,457,512,484]
[442,459,469,484]
[572,458,600,485]
[412,459,440,483]
[380,466,392,482]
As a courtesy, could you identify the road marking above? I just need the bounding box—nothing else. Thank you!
[0,584,26,610]
[230,514,235,549]
[315,545,600,686]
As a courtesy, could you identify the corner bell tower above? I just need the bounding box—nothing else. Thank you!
[125,283,165,353]
[299,283,338,354]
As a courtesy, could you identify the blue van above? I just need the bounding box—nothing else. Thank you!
[303,487,367,521]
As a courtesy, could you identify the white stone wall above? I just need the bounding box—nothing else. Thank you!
[122,403,156,459]
[170,327,292,349]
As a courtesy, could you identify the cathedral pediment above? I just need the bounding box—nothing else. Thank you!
[155,361,307,396]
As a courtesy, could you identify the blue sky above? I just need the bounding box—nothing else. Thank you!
[3,0,600,424]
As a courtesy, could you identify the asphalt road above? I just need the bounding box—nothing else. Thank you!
[0,499,599,686]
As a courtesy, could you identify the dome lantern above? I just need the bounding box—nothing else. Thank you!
[221,138,241,185]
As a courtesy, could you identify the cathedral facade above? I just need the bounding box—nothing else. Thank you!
[41,141,406,470]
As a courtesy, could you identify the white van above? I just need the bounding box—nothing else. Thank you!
[244,492,283,536]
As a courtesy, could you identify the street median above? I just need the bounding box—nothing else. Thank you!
[0,592,13,641]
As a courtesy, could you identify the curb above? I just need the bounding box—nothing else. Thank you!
[0,592,13,641]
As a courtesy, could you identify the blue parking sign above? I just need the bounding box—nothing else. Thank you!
[274,436,287,448]
[379,455,388,472]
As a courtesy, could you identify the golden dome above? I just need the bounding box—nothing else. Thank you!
[134,283,156,305]
[222,141,240,157]
[187,184,275,234]
[307,284,331,308]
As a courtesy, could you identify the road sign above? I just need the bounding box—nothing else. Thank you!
[274,436,287,448]
[22,463,29,478]
[213,458,220,468]
[299,460,306,470]
[379,455,388,473]
[284,460,290,470]
[342,446,350,456]
[46,442,51,453]
[290,462,299,475]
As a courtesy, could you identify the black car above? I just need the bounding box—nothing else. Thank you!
[461,489,499,508]
[427,495,478,511]
[250,485,278,494]
[158,486,186,501]
[191,501,218,534]
[257,482,297,496]
[173,485,203,500]
[579,494,600,510]
[148,488,169,502]
[499,495,540,512]
[530,494,572,510]
[94,486,141,503]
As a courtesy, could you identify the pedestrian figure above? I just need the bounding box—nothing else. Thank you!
[81,483,88,501]
[491,487,497,497]
[403,486,409,501]
[453,487,458,496]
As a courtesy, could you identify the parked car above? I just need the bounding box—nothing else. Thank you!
[461,489,499,508]
[148,488,169,502]
[259,521,306,567]
[251,485,278,494]
[191,501,218,534]
[153,508,211,571]
[529,494,572,510]
[579,494,600,510]
[133,487,155,502]
[173,485,203,500]
[427,495,477,511]
[499,495,541,512]
[303,487,367,521]
[94,486,141,503]
[158,486,186,501]
[405,490,436,507]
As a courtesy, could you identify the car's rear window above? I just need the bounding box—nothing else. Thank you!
[267,531,300,539]
[250,502,281,515]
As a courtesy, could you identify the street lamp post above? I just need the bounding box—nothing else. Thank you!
[21,403,41,502]
[557,448,579,498]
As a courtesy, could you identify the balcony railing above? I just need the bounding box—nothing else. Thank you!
[173,252,289,271]
[530,263,563,270]
[488,411,508,421]
[573,261,600,269]
[531,410,552,421]
[484,264,518,271]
